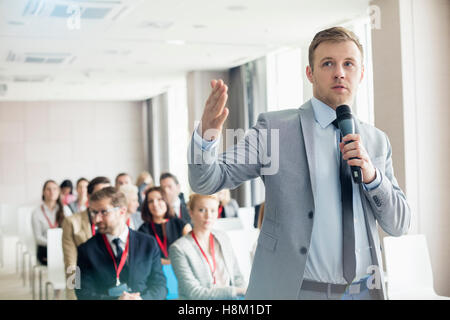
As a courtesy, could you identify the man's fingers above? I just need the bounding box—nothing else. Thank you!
[215,107,229,125]
[210,79,217,89]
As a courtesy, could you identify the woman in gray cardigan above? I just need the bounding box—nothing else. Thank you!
[169,193,247,300]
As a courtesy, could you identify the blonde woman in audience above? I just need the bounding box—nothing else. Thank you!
[138,187,191,265]
[216,189,239,219]
[119,184,144,230]
[169,193,247,300]
[32,180,72,265]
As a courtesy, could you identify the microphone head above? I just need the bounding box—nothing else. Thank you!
[336,104,352,120]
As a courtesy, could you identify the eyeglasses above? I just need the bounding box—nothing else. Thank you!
[89,207,120,217]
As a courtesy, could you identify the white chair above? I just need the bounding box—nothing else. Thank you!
[16,206,36,287]
[0,204,20,273]
[383,234,450,300]
[45,228,66,299]
[237,207,256,230]
[214,217,244,231]
[225,228,260,284]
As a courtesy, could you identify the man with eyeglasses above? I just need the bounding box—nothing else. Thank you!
[76,187,167,300]
[62,176,111,300]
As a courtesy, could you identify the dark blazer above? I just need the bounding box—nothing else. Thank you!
[76,228,167,300]
[178,193,191,224]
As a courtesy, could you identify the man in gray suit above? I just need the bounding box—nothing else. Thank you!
[188,27,411,300]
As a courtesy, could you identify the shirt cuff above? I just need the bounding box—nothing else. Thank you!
[363,168,382,191]
[193,125,220,151]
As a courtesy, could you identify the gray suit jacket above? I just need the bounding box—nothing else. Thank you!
[169,229,246,300]
[188,100,411,300]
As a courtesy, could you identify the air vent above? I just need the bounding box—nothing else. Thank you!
[13,75,52,83]
[7,51,75,65]
[139,20,174,30]
[22,0,140,21]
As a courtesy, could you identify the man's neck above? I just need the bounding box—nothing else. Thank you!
[110,222,126,237]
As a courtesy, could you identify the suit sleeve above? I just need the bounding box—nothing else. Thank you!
[188,114,270,194]
[362,133,411,236]
[141,237,168,300]
[169,242,236,300]
[75,245,113,300]
[62,217,77,279]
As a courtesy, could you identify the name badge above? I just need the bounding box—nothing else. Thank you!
[107,283,129,297]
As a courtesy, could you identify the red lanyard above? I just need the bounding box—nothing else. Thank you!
[102,232,130,286]
[179,207,182,219]
[126,218,130,227]
[151,221,168,258]
[191,232,216,284]
[41,205,58,229]
[217,205,224,218]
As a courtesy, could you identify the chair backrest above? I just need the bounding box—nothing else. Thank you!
[383,234,434,294]
[237,207,255,230]
[0,204,19,235]
[46,228,66,286]
[17,206,36,254]
[225,228,260,283]
[214,217,243,231]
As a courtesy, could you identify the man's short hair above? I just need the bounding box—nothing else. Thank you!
[115,172,130,184]
[308,26,364,70]
[87,176,111,195]
[119,184,138,203]
[159,172,179,185]
[89,186,127,208]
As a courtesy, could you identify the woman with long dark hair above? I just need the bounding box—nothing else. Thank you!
[138,186,191,265]
[31,180,72,265]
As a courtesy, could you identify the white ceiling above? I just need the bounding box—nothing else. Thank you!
[0,0,370,101]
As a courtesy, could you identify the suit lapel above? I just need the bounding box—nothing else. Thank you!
[298,101,317,201]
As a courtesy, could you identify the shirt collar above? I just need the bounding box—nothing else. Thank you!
[311,96,337,129]
[106,225,129,245]
[173,197,181,209]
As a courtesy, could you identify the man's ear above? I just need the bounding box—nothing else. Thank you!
[306,65,314,84]
[360,64,365,83]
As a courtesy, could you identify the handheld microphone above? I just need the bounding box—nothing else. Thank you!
[336,105,362,184]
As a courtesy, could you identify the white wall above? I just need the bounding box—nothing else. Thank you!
[0,101,147,206]
[371,0,450,296]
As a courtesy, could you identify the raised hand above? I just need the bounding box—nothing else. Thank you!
[199,79,229,141]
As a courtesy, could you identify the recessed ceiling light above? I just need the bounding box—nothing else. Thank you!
[193,24,207,29]
[227,5,247,11]
[166,40,185,45]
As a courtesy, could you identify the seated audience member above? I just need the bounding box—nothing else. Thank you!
[32,180,72,265]
[136,171,154,208]
[138,187,191,265]
[68,178,89,214]
[119,184,144,230]
[115,172,132,190]
[160,172,191,224]
[250,202,265,263]
[62,176,111,300]
[76,187,167,300]
[217,189,239,218]
[60,179,76,206]
[169,194,247,300]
